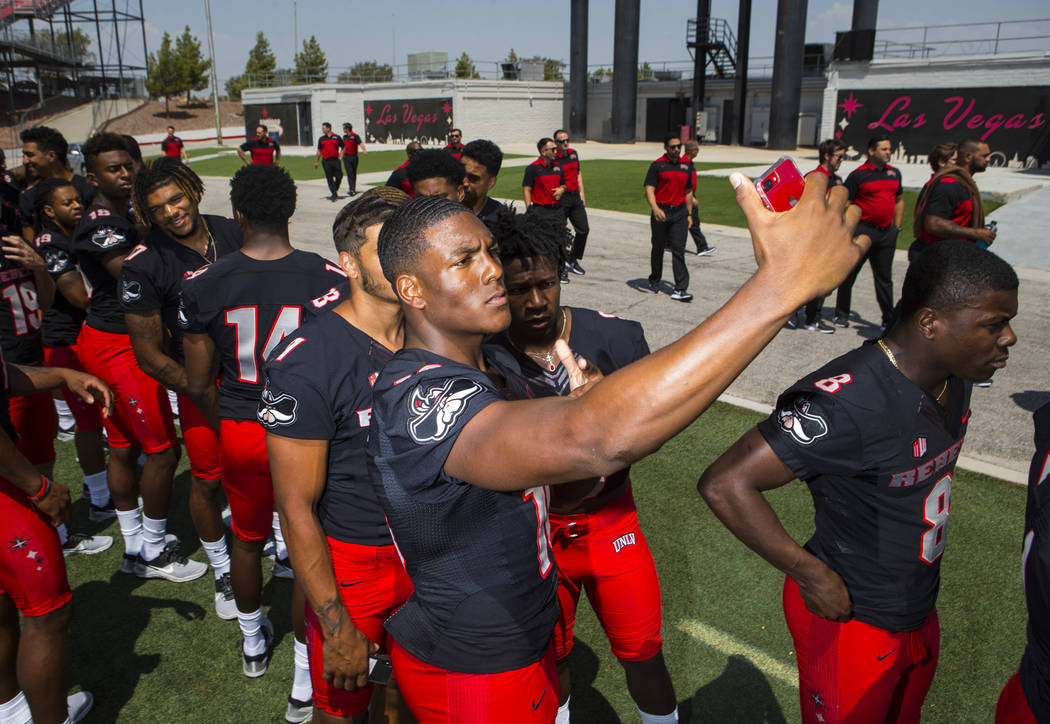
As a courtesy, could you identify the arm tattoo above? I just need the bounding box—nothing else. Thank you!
[316,598,346,638]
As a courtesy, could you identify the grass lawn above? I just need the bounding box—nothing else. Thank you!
[493,160,1003,250]
[56,401,1026,723]
[187,149,413,182]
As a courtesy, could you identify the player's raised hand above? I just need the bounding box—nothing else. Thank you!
[796,561,852,622]
[554,339,604,397]
[731,170,870,310]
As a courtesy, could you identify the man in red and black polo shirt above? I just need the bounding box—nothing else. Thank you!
[523,137,565,228]
[238,125,280,167]
[340,122,367,197]
[788,138,846,334]
[644,135,694,302]
[554,129,589,276]
[385,141,421,198]
[913,137,995,254]
[833,134,903,330]
[444,128,464,158]
[315,122,344,202]
[160,126,188,162]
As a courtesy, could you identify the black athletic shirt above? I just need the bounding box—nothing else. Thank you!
[1018,402,1050,721]
[522,158,562,207]
[917,176,973,244]
[492,307,649,502]
[317,134,342,160]
[758,342,972,632]
[368,347,559,673]
[179,249,349,422]
[160,135,184,158]
[18,175,94,233]
[476,197,503,225]
[239,136,279,165]
[72,204,139,334]
[261,313,394,547]
[385,161,413,198]
[554,147,581,192]
[0,256,43,365]
[32,227,84,348]
[119,215,241,363]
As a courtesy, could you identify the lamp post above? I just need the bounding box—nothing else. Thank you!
[204,0,222,145]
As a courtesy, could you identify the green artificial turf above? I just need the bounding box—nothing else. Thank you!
[187,149,412,181]
[54,400,1027,722]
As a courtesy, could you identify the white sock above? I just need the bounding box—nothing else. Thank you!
[55,399,74,430]
[555,696,571,724]
[167,389,180,418]
[639,707,678,724]
[141,514,167,561]
[200,536,230,578]
[271,512,288,560]
[238,607,266,656]
[0,690,31,724]
[83,471,110,506]
[291,637,312,701]
[57,523,69,546]
[116,507,142,556]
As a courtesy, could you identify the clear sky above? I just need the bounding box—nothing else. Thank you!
[92,0,1050,86]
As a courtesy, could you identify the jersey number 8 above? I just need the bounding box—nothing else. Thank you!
[920,473,951,564]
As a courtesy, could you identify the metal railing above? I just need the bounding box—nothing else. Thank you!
[873,19,1050,59]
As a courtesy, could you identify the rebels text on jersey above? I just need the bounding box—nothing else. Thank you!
[0,256,43,364]
[119,215,241,363]
[260,313,393,547]
[757,343,972,632]
[493,307,649,504]
[179,249,349,422]
[72,205,139,334]
[32,228,84,348]
[1018,402,1050,721]
[367,348,559,673]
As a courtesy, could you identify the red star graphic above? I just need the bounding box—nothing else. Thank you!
[442,101,451,115]
[365,104,373,116]
[838,92,862,120]
[835,130,843,138]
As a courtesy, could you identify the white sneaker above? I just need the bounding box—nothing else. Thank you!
[272,557,294,580]
[242,618,275,678]
[119,534,177,574]
[67,690,93,723]
[214,573,237,620]
[135,545,208,582]
[285,695,313,723]
[62,533,113,557]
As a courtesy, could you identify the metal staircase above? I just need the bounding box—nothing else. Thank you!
[687,17,738,78]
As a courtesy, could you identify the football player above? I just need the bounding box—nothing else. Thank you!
[72,134,205,582]
[122,158,243,619]
[263,187,413,724]
[180,164,349,719]
[699,241,1018,724]
[487,209,678,724]
[367,168,869,722]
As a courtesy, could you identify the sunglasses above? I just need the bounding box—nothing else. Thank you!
[557,138,570,143]
[543,146,557,152]
[668,144,682,150]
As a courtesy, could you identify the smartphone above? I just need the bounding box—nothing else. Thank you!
[754,157,806,212]
[367,653,393,685]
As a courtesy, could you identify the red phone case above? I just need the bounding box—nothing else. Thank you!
[754,157,806,212]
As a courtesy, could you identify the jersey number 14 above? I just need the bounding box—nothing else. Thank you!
[225,306,301,383]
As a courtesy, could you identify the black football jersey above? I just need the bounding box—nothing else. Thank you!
[18,175,94,232]
[0,256,43,365]
[119,215,241,363]
[261,312,394,546]
[368,347,559,673]
[32,227,85,348]
[757,342,972,632]
[179,249,349,422]
[0,341,13,441]
[1018,402,1050,721]
[492,307,650,502]
[72,204,139,334]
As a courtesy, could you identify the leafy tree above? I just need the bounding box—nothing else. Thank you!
[45,28,94,63]
[638,61,654,80]
[454,52,480,79]
[173,26,211,101]
[294,36,328,84]
[338,61,393,83]
[145,32,180,114]
[521,55,565,82]
[227,32,277,100]
[505,48,519,64]
[590,66,613,81]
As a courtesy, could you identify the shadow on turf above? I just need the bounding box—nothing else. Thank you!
[678,655,788,724]
[565,640,620,722]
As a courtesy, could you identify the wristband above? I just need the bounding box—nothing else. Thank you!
[28,475,50,501]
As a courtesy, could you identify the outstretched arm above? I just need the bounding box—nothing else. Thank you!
[698,427,851,621]
[444,173,869,492]
[7,363,112,417]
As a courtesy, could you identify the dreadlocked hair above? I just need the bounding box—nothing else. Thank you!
[377,195,474,283]
[485,204,568,272]
[332,186,410,256]
[32,177,76,234]
[132,157,205,229]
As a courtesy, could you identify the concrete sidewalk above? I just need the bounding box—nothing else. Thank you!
[196,173,1048,483]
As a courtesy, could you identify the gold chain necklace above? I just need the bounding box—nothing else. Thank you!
[877,339,947,402]
[512,308,567,372]
[195,224,216,265]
